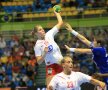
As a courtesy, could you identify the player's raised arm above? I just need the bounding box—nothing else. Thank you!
[65,45,92,53]
[54,6,63,30]
[64,23,91,47]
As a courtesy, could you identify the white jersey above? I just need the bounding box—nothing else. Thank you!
[34,26,63,66]
[49,71,92,90]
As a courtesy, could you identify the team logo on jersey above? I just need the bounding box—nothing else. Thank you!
[48,68,52,75]
[48,45,53,52]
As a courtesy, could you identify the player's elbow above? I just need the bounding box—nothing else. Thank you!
[59,20,63,26]
[57,21,63,29]
[36,57,44,65]
[48,85,53,90]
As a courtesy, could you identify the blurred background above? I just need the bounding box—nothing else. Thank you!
[0,0,108,90]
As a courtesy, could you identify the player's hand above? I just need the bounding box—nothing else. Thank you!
[44,40,49,54]
[65,45,70,51]
[44,47,49,53]
[54,10,61,15]
[98,82,106,90]
[54,10,57,14]
[64,23,73,32]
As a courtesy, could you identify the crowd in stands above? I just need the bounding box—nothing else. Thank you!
[0,26,108,87]
[0,0,108,13]
[0,34,38,88]
[62,0,107,8]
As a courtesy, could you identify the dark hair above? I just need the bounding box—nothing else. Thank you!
[97,40,105,47]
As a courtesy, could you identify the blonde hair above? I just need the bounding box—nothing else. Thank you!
[61,56,72,64]
[33,25,42,33]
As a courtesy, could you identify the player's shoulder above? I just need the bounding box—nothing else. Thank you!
[92,47,106,51]
[92,47,104,49]
[55,72,64,77]
[36,40,44,45]
[56,72,63,76]
[74,71,85,75]
[34,40,44,48]
[54,72,66,80]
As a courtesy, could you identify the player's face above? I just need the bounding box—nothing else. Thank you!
[63,57,73,73]
[37,26,45,38]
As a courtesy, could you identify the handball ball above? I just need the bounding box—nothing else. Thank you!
[53,5,61,13]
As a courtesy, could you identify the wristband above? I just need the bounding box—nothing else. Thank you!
[71,30,78,36]
[70,48,75,52]
[90,42,94,48]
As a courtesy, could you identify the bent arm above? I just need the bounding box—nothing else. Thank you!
[46,11,63,39]
[35,46,48,65]
[54,11,63,30]
[36,56,45,65]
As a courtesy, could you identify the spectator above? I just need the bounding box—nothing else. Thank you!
[0,55,8,64]
[26,64,34,79]
[0,62,5,78]
[4,62,12,76]
[19,78,26,87]
[35,0,41,9]
[0,80,3,87]
[12,61,21,78]
[3,75,11,87]
[26,78,34,87]
[0,35,6,49]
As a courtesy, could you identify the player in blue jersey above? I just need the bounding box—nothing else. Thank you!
[64,23,108,89]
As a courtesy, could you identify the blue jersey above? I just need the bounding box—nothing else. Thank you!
[92,47,108,87]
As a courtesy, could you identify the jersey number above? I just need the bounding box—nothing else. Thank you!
[48,45,53,52]
[67,81,73,88]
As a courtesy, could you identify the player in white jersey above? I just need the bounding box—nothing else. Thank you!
[48,56,106,90]
[32,9,63,86]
